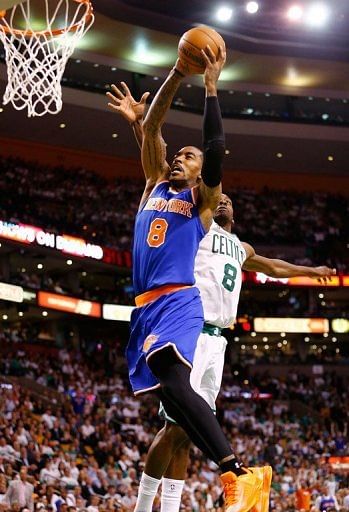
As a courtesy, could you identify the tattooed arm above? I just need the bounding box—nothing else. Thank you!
[141,62,187,188]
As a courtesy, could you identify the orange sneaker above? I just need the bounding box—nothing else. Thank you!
[250,466,273,512]
[220,469,261,512]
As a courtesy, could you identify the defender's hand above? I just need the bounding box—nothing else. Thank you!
[313,266,337,284]
[107,82,150,124]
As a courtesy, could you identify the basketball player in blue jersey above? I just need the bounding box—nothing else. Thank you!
[107,47,269,511]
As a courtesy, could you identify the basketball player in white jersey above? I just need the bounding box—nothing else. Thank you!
[107,83,336,512]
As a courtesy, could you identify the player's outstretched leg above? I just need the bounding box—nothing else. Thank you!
[147,347,268,512]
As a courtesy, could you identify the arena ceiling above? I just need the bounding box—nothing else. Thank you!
[0,0,348,174]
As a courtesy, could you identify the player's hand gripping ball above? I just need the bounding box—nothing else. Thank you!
[178,26,226,74]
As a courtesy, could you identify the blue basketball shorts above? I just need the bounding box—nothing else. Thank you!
[126,287,204,395]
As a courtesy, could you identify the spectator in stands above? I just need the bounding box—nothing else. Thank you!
[4,467,34,512]
[314,485,340,511]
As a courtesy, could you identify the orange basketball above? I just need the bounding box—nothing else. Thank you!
[178,26,225,74]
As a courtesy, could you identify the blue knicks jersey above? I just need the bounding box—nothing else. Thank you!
[319,497,336,511]
[133,181,206,296]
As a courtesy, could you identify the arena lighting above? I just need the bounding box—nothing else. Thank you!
[246,2,259,14]
[0,282,23,303]
[255,317,329,333]
[305,3,331,27]
[37,263,43,269]
[2,314,8,320]
[242,321,251,331]
[328,155,334,161]
[251,331,257,337]
[66,259,73,265]
[38,291,101,318]
[304,337,310,342]
[216,6,233,22]
[103,304,135,322]
[0,220,104,261]
[59,123,66,129]
[333,317,348,333]
[332,337,337,342]
[287,5,304,22]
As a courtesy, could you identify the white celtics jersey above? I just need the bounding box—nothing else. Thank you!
[194,221,246,329]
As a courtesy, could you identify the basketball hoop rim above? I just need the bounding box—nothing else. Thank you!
[0,0,93,37]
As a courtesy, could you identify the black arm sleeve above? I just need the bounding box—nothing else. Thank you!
[201,96,225,188]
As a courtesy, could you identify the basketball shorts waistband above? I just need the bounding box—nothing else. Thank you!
[202,322,222,337]
[135,284,193,307]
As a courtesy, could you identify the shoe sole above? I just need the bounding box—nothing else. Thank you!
[251,466,273,512]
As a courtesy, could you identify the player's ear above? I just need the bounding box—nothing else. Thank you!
[196,174,202,183]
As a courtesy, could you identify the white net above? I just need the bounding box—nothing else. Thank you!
[0,0,94,117]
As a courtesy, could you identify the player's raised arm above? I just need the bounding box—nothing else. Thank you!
[242,242,336,283]
[198,45,226,231]
[141,62,189,186]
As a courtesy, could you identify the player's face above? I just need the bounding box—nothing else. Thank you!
[170,146,203,186]
[214,194,234,225]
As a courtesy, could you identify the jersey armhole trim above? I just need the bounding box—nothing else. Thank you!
[138,180,170,212]
[191,185,199,205]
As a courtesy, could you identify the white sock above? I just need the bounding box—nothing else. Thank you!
[134,472,161,512]
[161,477,185,512]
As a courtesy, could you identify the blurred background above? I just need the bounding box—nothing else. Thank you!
[0,0,348,511]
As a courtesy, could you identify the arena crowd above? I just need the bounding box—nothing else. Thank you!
[1,156,348,270]
[0,343,348,511]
